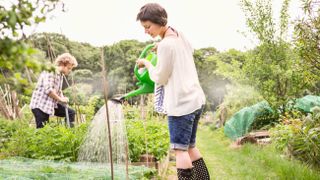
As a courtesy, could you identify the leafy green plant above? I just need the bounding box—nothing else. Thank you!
[1,123,89,162]
[271,108,320,167]
[294,0,320,76]
[0,0,63,92]
[62,89,104,122]
[63,83,93,105]
[77,95,104,121]
[239,0,315,111]
[0,118,26,151]
[124,103,169,162]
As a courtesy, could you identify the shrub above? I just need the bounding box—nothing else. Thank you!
[0,118,27,151]
[271,108,320,167]
[71,69,93,84]
[124,103,169,162]
[215,84,263,122]
[63,83,93,105]
[1,123,89,162]
[78,95,104,121]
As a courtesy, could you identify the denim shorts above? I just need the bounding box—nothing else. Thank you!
[168,106,204,151]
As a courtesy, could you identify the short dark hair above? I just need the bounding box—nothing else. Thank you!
[136,3,167,26]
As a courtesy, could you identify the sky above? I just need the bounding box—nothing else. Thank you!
[25,0,303,51]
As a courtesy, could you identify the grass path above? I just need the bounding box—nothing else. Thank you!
[196,126,320,180]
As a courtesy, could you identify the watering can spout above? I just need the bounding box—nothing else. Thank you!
[111,81,154,104]
[110,96,126,104]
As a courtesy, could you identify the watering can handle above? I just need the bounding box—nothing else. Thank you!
[134,44,155,81]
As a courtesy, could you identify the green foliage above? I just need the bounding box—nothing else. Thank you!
[63,83,93,105]
[0,106,36,151]
[124,103,169,162]
[78,95,104,121]
[30,33,101,70]
[295,0,320,75]
[69,41,100,71]
[1,123,89,162]
[239,0,315,111]
[0,118,27,151]
[0,0,62,91]
[71,69,93,84]
[29,33,69,60]
[199,127,320,179]
[30,34,152,100]
[215,84,264,122]
[63,82,104,121]
[251,106,278,130]
[0,1,61,38]
[271,108,320,167]
[0,106,90,162]
[214,49,248,84]
[104,40,148,96]
[194,48,230,111]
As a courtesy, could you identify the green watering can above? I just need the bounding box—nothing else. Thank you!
[112,44,157,103]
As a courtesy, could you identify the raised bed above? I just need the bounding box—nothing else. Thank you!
[131,150,170,178]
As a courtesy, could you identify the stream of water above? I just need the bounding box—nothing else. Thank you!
[77,100,129,165]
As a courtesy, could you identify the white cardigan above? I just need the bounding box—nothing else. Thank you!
[148,32,205,116]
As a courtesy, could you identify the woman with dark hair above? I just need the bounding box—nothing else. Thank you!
[136,3,210,180]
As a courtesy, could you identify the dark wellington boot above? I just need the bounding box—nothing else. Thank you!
[192,158,210,180]
[177,168,194,180]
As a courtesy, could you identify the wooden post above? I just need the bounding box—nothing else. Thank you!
[24,66,33,84]
[0,95,10,119]
[125,141,129,180]
[11,91,21,119]
[45,35,56,63]
[140,95,149,167]
[100,48,114,180]
[70,75,81,124]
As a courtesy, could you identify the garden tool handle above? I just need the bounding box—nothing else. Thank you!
[63,103,70,128]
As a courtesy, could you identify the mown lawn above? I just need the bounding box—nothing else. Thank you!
[197,126,320,180]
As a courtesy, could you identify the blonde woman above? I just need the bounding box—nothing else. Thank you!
[136,3,210,180]
[30,53,78,128]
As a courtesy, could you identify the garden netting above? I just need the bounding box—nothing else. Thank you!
[224,101,273,140]
[224,95,320,140]
[0,157,155,179]
[292,95,320,113]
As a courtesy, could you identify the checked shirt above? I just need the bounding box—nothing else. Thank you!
[30,71,63,116]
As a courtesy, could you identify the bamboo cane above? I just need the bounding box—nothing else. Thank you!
[100,48,114,180]
[126,141,129,180]
[24,66,33,84]
[0,86,9,119]
[5,85,13,119]
[0,94,10,119]
[11,91,21,119]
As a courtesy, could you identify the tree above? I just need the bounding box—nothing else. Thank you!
[0,0,62,119]
[0,0,63,89]
[29,33,69,62]
[103,40,148,96]
[194,48,231,111]
[214,49,248,84]
[295,0,320,75]
[240,0,316,111]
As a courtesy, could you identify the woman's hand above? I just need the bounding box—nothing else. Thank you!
[152,43,158,52]
[136,58,148,68]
